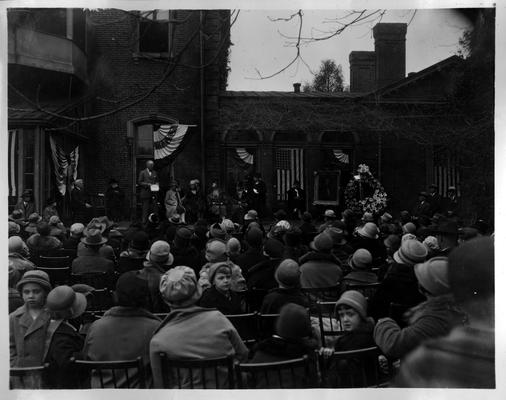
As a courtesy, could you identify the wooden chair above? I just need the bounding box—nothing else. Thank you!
[316,301,344,347]
[54,248,78,260]
[71,357,147,388]
[37,266,70,286]
[86,288,114,311]
[158,353,235,389]
[244,288,269,312]
[346,282,382,300]
[301,284,342,303]
[256,313,280,340]
[38,255,72,268]
[225,313,258,347]
[10,364,49,389]
[71,271,113,289]
[318,346,390,388]
[235,355,312,388]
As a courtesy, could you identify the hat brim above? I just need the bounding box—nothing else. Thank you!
[70,292,87,319]
[81,237,108,246]
[393,251,403,264]
[357,228,378,240]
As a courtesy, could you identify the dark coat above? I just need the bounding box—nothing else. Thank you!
[369,262,426,320]
[199,286,244,315]
[343,270,379,285]
[247,258,282,290]
[105,186,125,209]
[286,187,306,214]
[9,289,24,314]
[26,234,62,255]
[171,245,201,275]
[298,221,317,246]
[44,320,85,389]
[62,236,81,250]
[299,251,343,288]
[71,187,88,223]
[71,254,115,275]
[235,247,267,276]
[137,263,171,313]
[412,200,432,218]
[138,168,159,199]
[117,251,146,274]
[14,200,36,220]
[260,287,310,314]
[427,193,442,215]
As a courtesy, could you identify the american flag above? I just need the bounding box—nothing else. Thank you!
[275,148,304,201]
[433,148,460,196]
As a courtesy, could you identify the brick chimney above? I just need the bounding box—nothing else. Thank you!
[349,51,376,92]
[373,23,407,89]
[293,82,301,93]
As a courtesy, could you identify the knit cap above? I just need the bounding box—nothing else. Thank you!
[414,257,451,296]
[205,239,228,263]
[276,303,312,339]
[335,290,368,320]
[159,266,202,308]
[208,262,233,285]
[393,239,428,266]
[423,235,440,252]
[275,259,301,288]
[16,270,52,293]
[208,223,227,240]
[402,233,417,242]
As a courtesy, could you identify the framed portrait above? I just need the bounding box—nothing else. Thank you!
[313,170,341,205]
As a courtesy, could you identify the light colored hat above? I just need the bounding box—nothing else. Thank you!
[9,236,29,256]
[402,233,417,242]
[357,222,379,239]
[70,223,85,237]
[393,239,428,266]
[335,290,368,320]
[275,220,291,230]
[16,270,52,293]
[348,249,373,270]
[380,212,393,223]
[9,221,20,235]
[146,240,174,265]
[310,232,334,252]
[414,257,451,296]
[159,266,202,308]
[402,222,417,234]
[28,213,42,223]
[362,212,374,223]
[48,215,61,225]
[226,237,241,255]
[190,179,199,185]
[244,209,258,221]
[220,218,236,233]
[46,286,87,319]
[205,239,228,263]
[423,236,440,251]
[324,209,336,218]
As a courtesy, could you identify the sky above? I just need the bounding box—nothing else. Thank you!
[227,9,473,91]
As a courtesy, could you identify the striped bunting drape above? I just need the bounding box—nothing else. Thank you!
[235,148,254,165]
[333,149,349,164]
[8,130,18,197]
[153,125,190,160]
[49,135,79,195]
[434,164,460,197]
[275,148,304,201]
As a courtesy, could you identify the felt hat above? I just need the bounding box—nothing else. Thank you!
[28,213,42,223]
[244,209,258,221]
[70,223,85,237]
[207,223,227,240]
[169,214,183,224]
[275,259,301,288]
[324,227,347,246]
[16,270,52,293]
[226,237,241,254]
[393,239,428,266]
[422,235,440,251]
[46,285,87,319]
[130,231,150,251]
[402,233,417,242]
[402,222,417,234]
[205,239,228,263]
[264,238,285,258]
[146,240,174,265]
[335,290,368,320]
[324,209,336,218]
[71,283,95,298]
[348,249,373,270]
[175,226,193,241]
[310,232,333,252]
[342,209,354,219]
[115,271,150,306]
[383,234,401,250]
[448,237,494,302]
[159,266,202,308]
[9,221,20,235]
[380,212,393,223]
[414,257,451,296]
[208,262,233,285]
[276,303,312,339]
[10,209,24,220]
[275,220,291,230]
[48,215,61,226]
[362,212,375,223]
[9,236,29,255]
[81,229,108,246]
[357,222,379,239]
[245,227,263,248]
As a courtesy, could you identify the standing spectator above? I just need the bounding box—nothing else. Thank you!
[251,173,267,218]
[10,270,52,367]
[44,286,87,389]
[15,189,36,221]
[247,238,285,290]
[260,259,309,313]
[374,256,466,360]
[395,237,494,388]
[412,191,432,220]
[42,198,59,222]
[71,179,92,223]
[343,249,378,285]
[138,160,159,224]
[117,230,150,274]
[105,178,125,222]
[164,181,183,221]
[9,236,35,275]
[444,186,459,219]
[150,266,248,388]
[71,229,114,275]
[427,184,442,215]
[207,181,228,221]
[62,223,85,251]
[26,221,62,255]
[299,232,343,289]
[286,180,306,219]
[235,227,267,276]
[83,272,161,388]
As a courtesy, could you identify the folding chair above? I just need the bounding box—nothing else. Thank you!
[37,266,70,286]
[318,346,391,388]
[71,271,113,289]
[38,255,72,268]
[346,282,382,300]
[301,284,342,303]
[256,313,280,340]
[158,353,235,389]
[235,355,312,388]
[10,364,49,389]
[316,301,344,348]
[225,313,258,348]
[71,357,147,388]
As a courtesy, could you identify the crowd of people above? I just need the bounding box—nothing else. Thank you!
[8,181,494,389]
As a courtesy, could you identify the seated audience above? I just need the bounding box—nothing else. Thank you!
[343,249,378,285]
[247,238,285,290]
[26,221,62,254]
[117,230,150,274]
[9,236,35,275]
[63,223,85,250]
[235,227,266,276]
[71,229,115,275]
[199,262,244,314]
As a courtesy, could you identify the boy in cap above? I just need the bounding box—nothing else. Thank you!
[150,266,248,388]
[199,262,244,314]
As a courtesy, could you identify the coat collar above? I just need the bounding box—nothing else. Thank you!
[15,306,51,337]
[103,306,161,320]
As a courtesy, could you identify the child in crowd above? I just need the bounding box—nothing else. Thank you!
[199,262,245,314]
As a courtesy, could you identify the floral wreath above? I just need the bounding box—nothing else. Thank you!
[344,164,388,214]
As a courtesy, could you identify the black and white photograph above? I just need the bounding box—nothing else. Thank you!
[1,0,501,395]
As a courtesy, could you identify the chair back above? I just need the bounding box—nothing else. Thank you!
[10,364,48,389]
[256,313,280,340]
[86,288,114,312]
[316,301,344,347]
[318,346,389,388]
[38,255,72,268]
[235,356,311,388]
[158,353,235,389]
[55,248,78,260]
[301,285,342,303]
[346,282,381,300]
[244,288,269,312]
[71,271,113,289]
[36,266,70,286]
[225,313,258,347]
[71,357,147,388]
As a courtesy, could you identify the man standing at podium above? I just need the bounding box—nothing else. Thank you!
[138,160,159,224]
